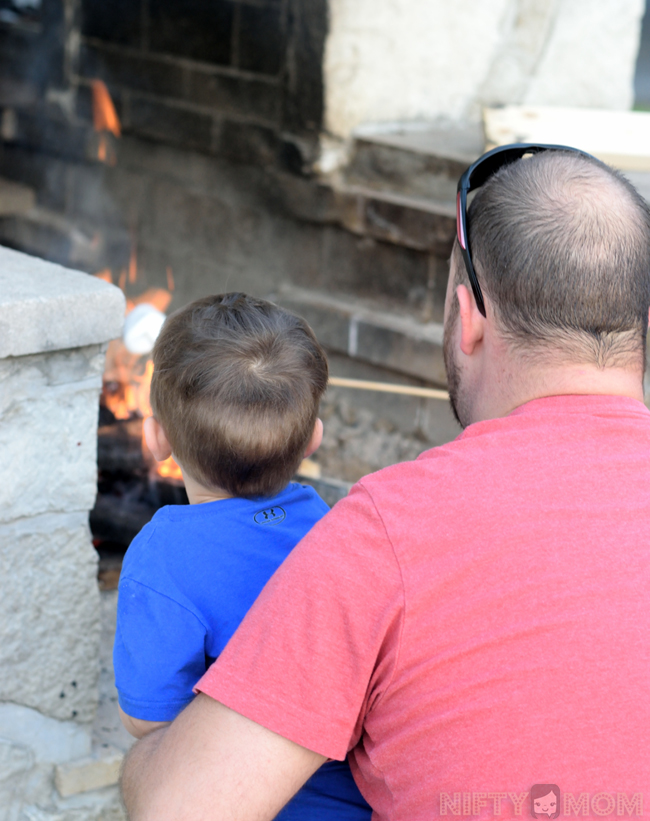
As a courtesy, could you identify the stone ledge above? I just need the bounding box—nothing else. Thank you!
[277,286,446,386]
[345,126,479,202]
[0,244,125,358]
[271,171,456,255]
[55,748,123,798]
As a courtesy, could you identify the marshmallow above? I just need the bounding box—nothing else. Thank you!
[123,304,166,354]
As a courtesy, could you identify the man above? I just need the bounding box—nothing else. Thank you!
[121,146,650,821]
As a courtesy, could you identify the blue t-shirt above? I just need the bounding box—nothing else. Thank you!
[114,482,371,821]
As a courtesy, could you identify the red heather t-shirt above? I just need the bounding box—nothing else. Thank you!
[197,395,650,820]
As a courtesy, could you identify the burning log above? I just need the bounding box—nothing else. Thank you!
[92,417,189,548]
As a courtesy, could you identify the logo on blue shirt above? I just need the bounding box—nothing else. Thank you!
[254,506,286,525]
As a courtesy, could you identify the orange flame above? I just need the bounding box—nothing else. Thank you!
[94,268,112,284]
[97,134,108,163]
[98,264,182,480]
[92,80,121,137]
[133,287,172,313]
[156,456,184,481]
[128,242,137,284]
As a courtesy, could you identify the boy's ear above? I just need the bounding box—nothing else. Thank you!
[304,418,323,458]
[143,416,173,463]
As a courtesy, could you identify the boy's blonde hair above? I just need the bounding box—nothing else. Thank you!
[150,293,328,498]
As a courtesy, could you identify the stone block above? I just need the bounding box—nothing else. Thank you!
[279,295,349,352]
[0,177,35,216]
[360,192,455,255]
[21,800,126,821]
[217,120,279,166]
[277,287,446,385]
[345,130,477,201]
[0,704,91,763]
[0,737,33,821]
[237,3,285,76]
[65,164,127,231]
[185,70,281,125]
[355,315,446,385]
[0,246,124,358]
[0,212,75,272]
[148,0,234,65]
[79,44,185,101]
[55,750,123,798]
[320,225,429,303]
[269,170,340,224]
[81,0,142,47]
[281,0,327,134]
[139,178,232,261]
[0,144,67,213]
[12,109,92,165]
[0,346,104,521]
[123,95,213,154]
[0,513,100,722]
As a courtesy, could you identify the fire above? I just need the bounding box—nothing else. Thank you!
[156,456,184,481]
[92,80,121,165]
[98,263,183,481]
[92,80,121,137]
[98,135,108,163]
[128,241,137,284]
[102,342,152,420]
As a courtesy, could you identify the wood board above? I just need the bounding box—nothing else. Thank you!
[483,105,650,171]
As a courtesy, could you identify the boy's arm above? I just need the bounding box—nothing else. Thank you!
[115,577,210,734]
[119,705,170,739]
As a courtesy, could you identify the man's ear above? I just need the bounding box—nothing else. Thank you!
[304,418,323,458]
[456,283,485,356]
[143,416,173,463]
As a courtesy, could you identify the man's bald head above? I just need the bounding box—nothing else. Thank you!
[463,151,650,368]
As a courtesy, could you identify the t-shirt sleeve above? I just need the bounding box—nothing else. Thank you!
[195,482,405,761]
[114,577,209,721]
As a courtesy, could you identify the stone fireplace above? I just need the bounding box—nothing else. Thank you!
[0,244,125,820]
[0,1,648,817]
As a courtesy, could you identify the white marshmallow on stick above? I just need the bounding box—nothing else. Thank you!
[122,304,166,355]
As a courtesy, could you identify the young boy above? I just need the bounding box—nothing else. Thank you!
[114,293,371,820]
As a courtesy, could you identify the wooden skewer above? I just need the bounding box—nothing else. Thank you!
[329,376,449,401]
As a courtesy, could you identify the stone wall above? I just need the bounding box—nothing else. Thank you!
[0,245,125,820]
[77,0,327,161]
[324,0,646,137]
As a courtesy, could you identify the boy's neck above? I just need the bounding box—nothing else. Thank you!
[180,465,233,505]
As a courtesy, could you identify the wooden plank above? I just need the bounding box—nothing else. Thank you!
[483,106,650,171]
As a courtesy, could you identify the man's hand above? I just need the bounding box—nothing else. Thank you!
[120,693,327,821]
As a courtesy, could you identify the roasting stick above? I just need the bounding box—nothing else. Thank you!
[329,376,449,401]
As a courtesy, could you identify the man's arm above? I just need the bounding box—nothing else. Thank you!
[121,692,327,821]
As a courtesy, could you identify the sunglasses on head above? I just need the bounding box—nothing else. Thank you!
[456,142,597,317]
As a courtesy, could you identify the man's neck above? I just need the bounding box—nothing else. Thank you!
[473,359,645,424]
